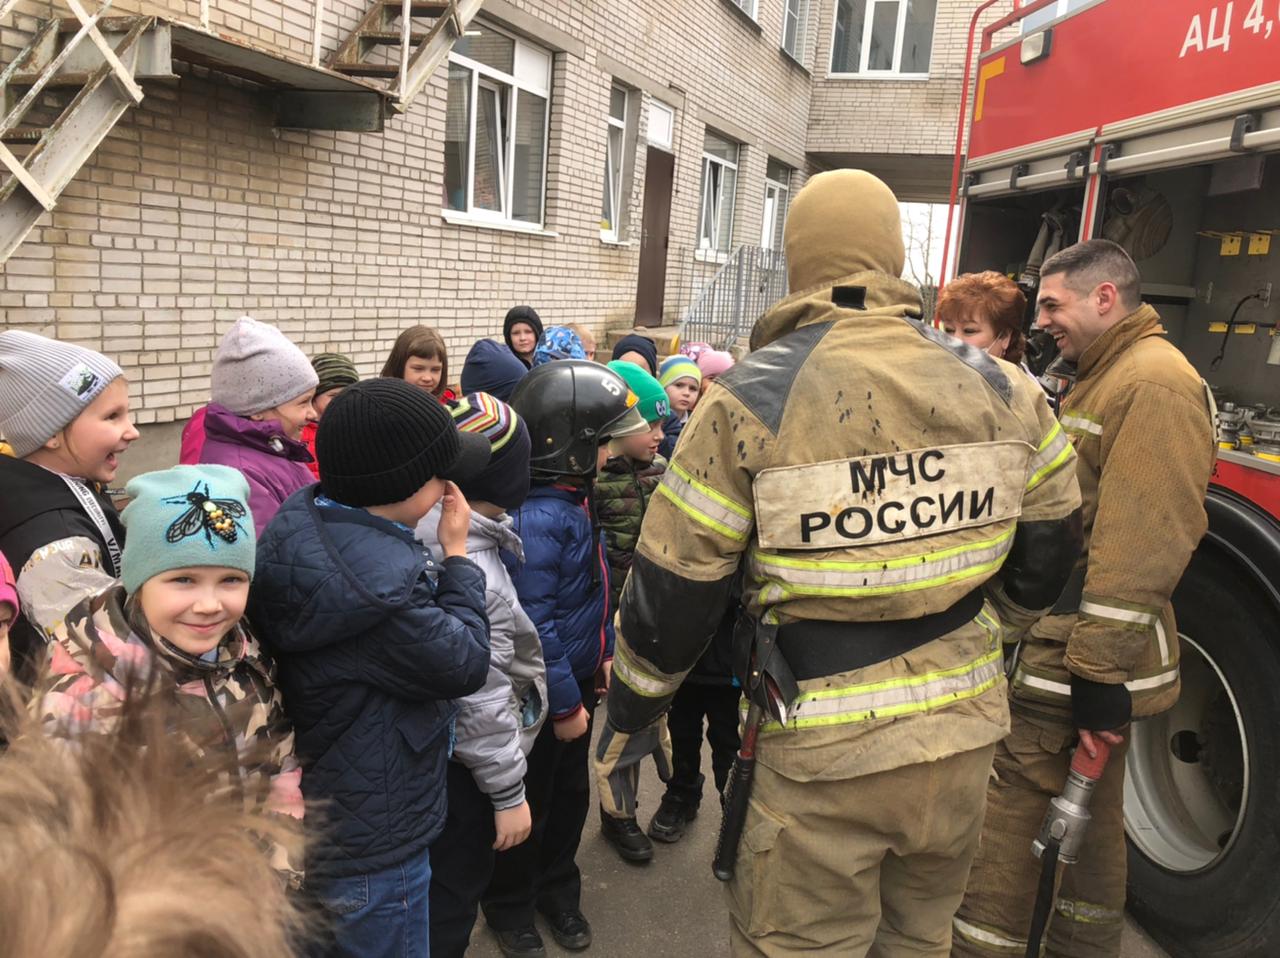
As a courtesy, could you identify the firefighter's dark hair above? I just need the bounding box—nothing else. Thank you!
[936,271,1028,365]
[1040,239,1141,310]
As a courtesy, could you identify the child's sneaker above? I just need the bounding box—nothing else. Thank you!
[647,795,698,844]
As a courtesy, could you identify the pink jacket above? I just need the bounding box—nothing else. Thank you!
[0,549,17,618]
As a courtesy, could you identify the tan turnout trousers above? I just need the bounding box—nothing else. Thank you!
[952,712,1129,958]
[727,743,997,957]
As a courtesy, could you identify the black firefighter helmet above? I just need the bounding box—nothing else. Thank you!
[510,360,650,480]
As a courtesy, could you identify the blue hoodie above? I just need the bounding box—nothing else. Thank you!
[460,338,529,402]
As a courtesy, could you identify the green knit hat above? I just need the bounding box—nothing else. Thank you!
[121,465,256,595]
[607,360,669,424]
[312,352,359,397]
[658,355,702,389]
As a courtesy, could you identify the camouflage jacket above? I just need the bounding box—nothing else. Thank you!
[596,454,667,615]
[33,585,305,885]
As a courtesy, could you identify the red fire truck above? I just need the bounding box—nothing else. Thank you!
[945,1,1280,954]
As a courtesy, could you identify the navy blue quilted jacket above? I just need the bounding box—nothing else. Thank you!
[250,488,490,878]
[510,484,613,721]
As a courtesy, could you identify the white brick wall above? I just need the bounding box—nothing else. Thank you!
[0,0,974,428]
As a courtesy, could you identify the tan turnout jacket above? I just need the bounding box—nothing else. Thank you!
[606,170,1082,782]
[1011,305,1216,719]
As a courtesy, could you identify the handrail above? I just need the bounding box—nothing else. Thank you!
[680,245,787,350]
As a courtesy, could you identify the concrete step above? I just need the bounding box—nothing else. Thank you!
[604,324,682,358]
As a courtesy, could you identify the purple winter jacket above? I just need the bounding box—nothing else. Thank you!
[197,403,315,535]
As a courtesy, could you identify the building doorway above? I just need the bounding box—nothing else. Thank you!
[635,146,675,326]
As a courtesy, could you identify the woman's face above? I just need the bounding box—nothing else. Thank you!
[509,324,538,357]
[941,314,1011,359]
[253,390,317,440]
[405,356,444,394]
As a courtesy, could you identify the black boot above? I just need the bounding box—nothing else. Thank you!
[543,909,593,950]
[647,794,699,843]
[599,808,654,863]
[492,926,547,958]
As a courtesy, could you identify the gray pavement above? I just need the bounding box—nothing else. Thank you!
[468,720,1168,957]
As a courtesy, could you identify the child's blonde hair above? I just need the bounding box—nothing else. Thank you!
[0,679,309,957]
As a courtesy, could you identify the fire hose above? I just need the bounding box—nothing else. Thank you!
[1025,738,1114,958]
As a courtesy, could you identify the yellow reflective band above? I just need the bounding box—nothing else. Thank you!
[1061,410,1103,436]
[753,527,1014,601]
[657,462,753,542]
[611,642,680,699]
[1055,898,1123,925]
[952,916,1027,954]
[760,648,1003,733]
[1026,421,1073,492]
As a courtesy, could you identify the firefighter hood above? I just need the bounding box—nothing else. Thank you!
[752,169,916,351]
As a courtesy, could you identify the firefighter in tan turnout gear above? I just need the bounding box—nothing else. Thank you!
[953,240,1217,958]
[592,169,1083,956]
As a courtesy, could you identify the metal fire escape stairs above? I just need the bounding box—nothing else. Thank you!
[327,0,482,115]
[0,0,160,263]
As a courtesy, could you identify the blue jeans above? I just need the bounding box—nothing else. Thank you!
[310,847,432,958]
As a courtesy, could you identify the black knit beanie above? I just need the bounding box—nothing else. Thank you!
[503,306,544,351]
[610,334,659,375]
[316,378,490,507]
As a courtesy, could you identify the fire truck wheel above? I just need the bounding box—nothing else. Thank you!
[1124,551,1280,957]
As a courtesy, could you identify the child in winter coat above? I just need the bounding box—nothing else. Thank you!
[416,392,548,958]
[657,355,703,459]
[0,550,16,677]
[383,324,456,402]
[198,316,318,536]
[32,463,304,881]
[0,330,139,681]
[503,305,543,368]
[302,352,360,479]
[251,378,492,958]
[482,360,652,958]
[593,361,670,864]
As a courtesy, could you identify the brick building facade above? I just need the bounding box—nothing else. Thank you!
[0,0,974,464]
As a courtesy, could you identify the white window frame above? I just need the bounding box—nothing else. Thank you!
[445,23,551,228]
[761,169,791,250]
[725,0,759,19]
[1020,0,1093,32]
[698,135,739,258]
[601,85,629,242]
[782,0,810,62]
[647,100,674,150]
[828,0,936,79]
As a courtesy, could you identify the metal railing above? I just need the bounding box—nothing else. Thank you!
[679,244,788,350]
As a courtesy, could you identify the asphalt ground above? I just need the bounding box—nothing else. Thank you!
[468,718,1169,958]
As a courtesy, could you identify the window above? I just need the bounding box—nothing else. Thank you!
[830,0,936,76]
[647,100,674,150]
[761,159,792,251]
[1021,0,1093,32]
[601,85,629,241]
[444,23,551,226]
[726,0,758,18]
[783,0,810,61]
[698,130,739,255]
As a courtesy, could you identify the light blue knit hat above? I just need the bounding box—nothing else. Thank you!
[120,464,256,594]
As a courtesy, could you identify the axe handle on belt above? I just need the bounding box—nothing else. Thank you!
[713,700,764,882]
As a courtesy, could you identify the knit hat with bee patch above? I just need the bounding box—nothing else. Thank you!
[120,464,257,594]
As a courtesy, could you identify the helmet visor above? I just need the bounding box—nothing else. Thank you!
[598,402,650,441]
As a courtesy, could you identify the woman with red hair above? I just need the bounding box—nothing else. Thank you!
[936,270,1029,365]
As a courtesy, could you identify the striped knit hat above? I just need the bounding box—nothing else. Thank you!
[0,330,124,458]
[312,352,360,396]
[658,355,702,389]
[449,392,531,511]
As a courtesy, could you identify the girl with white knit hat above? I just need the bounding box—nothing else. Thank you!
[197,316,319,535]
[0,329,139,681]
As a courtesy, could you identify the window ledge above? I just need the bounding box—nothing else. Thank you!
[719,0,763,32]
[599,232,636,248]
[824,71,931,82]
[780,47,811,76]
[695,248,730,264]
[441,208,558,237]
